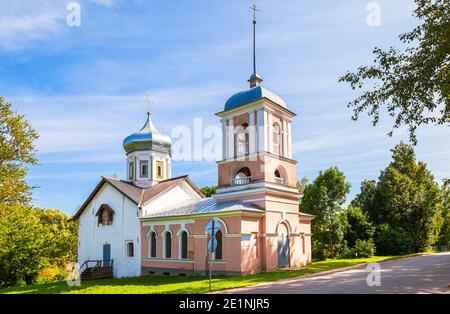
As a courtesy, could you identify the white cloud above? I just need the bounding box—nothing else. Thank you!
[0,1,66,50]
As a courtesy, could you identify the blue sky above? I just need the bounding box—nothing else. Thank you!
[1,0,448,215]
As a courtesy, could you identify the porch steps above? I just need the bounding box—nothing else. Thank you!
[81,267,113,280]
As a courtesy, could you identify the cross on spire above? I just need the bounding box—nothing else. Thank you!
[248,4,263,87]
[144,92,153,116]
[251,4,259,21]
[251,4,259,76]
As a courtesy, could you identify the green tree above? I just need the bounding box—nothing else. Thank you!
[339,0,449,144]
[0,205,48,286]
[200,185,217,197]
[0,97,38,206]
[296,176,309,197]
[300,167,351,259]
[437,179,450,246]
[343,206,375,248]
[0,99,78,287]
[36,209,78,268]
[350,180,377,215]
[353,142,443,254]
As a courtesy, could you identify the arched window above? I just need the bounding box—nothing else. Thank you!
[215,230,223,260]
[148,231,157,258]
[96,204,114,226]
[232,167,251,185]
[274,169,286,185]
[127,242,134,257]
[156,161,164,180]
[179,230,188,259]
[235,124,249,156]
[140,160,148,178]
[128,161,135,180]
[273,123,281,155]
[163,231,172,259]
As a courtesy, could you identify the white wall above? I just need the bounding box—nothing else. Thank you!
[77,182,141,278]
[126,150,171,184]
[142,181,202,216]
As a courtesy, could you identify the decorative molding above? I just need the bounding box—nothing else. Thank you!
[143,258,194,264]
[192,235,208,239]
[141,210,263,222]
[142,219,195,227]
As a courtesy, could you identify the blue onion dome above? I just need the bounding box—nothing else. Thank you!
[123,114,172,154]
[224,84,287,111]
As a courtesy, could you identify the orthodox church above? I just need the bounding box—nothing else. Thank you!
[73,13,313,278]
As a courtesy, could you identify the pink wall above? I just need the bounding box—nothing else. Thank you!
[140,210,312,275]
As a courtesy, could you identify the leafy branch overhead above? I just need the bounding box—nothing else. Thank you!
[339,0,449,144]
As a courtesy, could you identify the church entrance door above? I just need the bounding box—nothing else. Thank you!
[103,244,111,267]
[277,235,289,268]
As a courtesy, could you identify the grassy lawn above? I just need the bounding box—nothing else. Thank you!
[0,255,417,294]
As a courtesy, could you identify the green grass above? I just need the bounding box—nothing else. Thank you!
[0,255,418,294]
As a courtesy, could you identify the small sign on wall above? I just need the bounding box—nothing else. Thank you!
[241,235,255,247]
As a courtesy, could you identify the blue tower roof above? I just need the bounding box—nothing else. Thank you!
[224,85,287,112]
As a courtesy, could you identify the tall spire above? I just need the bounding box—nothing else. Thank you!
[249,4,263,88]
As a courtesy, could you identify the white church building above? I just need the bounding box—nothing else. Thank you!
[72,11,313,278]
[73,113,206,278]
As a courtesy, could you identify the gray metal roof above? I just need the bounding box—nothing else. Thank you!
[123,114,172,154]
[224,85,287,111]
[143,197,264,219]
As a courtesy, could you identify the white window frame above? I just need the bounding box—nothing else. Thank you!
[125,240,134,258]
[273,123,281,155]
[235,125,249,157]
[140,160,149,178]
[128,161,135,180]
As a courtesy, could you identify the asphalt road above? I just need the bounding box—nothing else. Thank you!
[221,253,450,294]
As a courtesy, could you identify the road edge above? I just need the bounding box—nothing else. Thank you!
[210,253,425,294]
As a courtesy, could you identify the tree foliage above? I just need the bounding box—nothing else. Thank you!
[296,176,309,197]
[437,179,450,246]
[200,185,217,197]
[343,206,375,248]
[0,97,38,205]
[339,0,450,144]
[300,167,351,259]
[0,206,77,287]
[0,205,48,286]
[353,142,444,254]
[36,208,78,268]
[0,99,77,287]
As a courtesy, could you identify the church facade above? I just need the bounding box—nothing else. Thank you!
[73,13,313,276]
[73,71,313,277]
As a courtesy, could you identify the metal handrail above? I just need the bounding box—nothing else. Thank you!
[274,177,286,185]
[231,176,251,186]
[79,259,114,273]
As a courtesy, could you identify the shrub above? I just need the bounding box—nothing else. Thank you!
[337,239,375,258]
[351,239,375,258]
[35,265,67,284]
[376,226,413,255]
